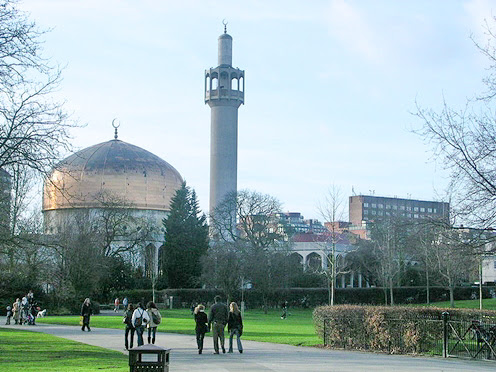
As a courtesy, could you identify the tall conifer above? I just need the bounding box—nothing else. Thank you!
[162,182,208,288]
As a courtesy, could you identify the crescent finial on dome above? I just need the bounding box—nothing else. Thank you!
[112,118,120,139]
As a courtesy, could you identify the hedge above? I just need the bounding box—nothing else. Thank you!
[313,305,496,354]
[110,286,494,309]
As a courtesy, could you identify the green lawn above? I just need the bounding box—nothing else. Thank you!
[414,298,496,310]
[37,308,321,346]
[0,328,128,372]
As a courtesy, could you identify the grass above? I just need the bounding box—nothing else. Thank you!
[414,298,496,310]
[37,308,321,346]
[0,328,128,372]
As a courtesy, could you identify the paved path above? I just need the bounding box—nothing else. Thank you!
[1,318,495,371]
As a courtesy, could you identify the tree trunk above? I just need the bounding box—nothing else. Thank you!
[426,269,430,305]
[449,286,455,308]
[389,277,394,306]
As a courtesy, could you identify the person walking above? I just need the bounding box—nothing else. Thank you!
[194,304,208,354]
[122,297,128,311]
[227,302,243,353]
[208,295,228,354]
[123,303,135,350]
[131,302,150,346]
[12,298,21,325]
[114,298,120,312]
[81,298,92,332]
[5,305,12,325]
[21,297,29,325]
[146,301,161,344]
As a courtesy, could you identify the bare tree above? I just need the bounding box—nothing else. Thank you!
[317,185,350,305]
[0,1,77,175]
[209,190,288,312]
[416,17,496,233]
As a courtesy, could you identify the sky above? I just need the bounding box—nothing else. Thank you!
[18,0,496,221]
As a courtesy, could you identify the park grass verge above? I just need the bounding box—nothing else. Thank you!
[0,328,128,372]
[413,298,496,310]
[37,308,321,346]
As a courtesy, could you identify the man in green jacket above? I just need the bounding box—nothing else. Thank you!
[208,295,229,354]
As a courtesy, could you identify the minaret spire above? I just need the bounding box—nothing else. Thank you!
[205,26,245,221]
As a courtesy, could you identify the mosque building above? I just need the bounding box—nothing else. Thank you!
[42,126,183,273]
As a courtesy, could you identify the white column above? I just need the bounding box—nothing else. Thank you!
[349,271,355,288]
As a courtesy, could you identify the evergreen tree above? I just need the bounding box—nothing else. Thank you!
[162,182,209,288]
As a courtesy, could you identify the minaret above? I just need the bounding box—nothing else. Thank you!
[205,24,244,217]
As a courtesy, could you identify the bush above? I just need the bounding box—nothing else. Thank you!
[313,305,496,354]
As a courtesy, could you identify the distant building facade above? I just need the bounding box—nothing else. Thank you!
[349,195,450,226]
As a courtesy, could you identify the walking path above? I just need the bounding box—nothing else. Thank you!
[1,317,495,371]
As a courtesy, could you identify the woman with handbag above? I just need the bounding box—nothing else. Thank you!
[194,304,208,354]
[80,298,92,332]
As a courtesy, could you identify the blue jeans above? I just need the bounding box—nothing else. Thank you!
[229,329,243,352]
[125,326,135,349]
[135,326,145,346]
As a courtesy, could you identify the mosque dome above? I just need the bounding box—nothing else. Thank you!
[42,138,183,212]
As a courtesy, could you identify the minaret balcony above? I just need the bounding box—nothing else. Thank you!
[205,88,244,102]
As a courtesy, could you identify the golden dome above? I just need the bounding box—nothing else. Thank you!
[43,139,183,212]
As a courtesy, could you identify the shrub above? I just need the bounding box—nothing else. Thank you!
[313,305,496,354]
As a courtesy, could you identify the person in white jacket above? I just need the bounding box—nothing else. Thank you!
[131,302,150,346]
[146,301,162,344]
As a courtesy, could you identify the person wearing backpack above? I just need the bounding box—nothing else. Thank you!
[146,301,162,344]
[123,303,135,350]
[131,302,150,346]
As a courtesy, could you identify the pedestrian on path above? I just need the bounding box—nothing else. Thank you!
[114,298,120,312]
[81,298,92,332]
[123,303,135,350]
[146,301,161,344]
[122,297,128,311]
[132,302,150,346]
[12,298,20,325]
[5,305,12,325]
[194,304,208,354]
[227,302,243,353]
[208,295,228,354]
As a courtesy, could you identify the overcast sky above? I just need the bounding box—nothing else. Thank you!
[19,0,495,220]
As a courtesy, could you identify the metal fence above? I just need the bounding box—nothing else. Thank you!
[322,312,496,361]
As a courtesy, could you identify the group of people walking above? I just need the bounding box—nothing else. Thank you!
[194,295,243,355]
[122,301,161,349]
[7,290,39,326]
[78,295,243,354]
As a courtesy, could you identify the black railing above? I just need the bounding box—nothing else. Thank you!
[322,312,496,361]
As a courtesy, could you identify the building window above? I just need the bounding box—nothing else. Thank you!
[433,208,437,213]
[364,210,369,215]
[420,207,425,212]
[371,203,376,208]
[378,211,383,216]
[386,211,390,216]
[386,204,391,209]
[400,206,405,210]
[378,204,384,209]
[393,205,397,210]
[364,202,369,207]
[372,210,376,215]
[407,213,412,218]
[428,208,432,213]
[406,207,412,211]
[414,214,419,218]
[414,207,419,212]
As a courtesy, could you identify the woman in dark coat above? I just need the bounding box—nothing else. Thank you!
[123,304,135,349]
[227,302,243,353]
[194,304,208,354]
[81,298,92,331]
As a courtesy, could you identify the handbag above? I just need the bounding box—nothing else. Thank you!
[79,316,83,326]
